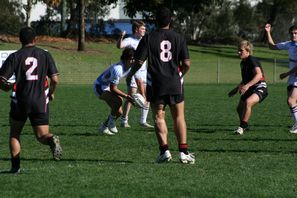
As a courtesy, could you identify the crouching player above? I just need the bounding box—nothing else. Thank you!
[228,40,268,135]
[93,48,135,135]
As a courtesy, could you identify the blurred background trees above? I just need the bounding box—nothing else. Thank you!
[2,0,297,45]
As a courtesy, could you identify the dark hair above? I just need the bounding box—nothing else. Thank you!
[156,7,172,27]
[19,27,36,45]
[289,24,297,33]
[132,20,145,33]
[121,47,135,61]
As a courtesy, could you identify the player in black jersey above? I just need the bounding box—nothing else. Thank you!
[127,7,195,164]
[0,27,62,173]
[228,40,268,135]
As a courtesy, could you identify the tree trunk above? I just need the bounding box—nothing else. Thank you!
[60,0,67,37]
[25,0,32,27]
[78,0,85,51]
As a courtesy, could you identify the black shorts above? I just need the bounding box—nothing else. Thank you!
[10,102,49,126]
[287,85,297,92]
[150,94,184,106]
[240,86,268,103]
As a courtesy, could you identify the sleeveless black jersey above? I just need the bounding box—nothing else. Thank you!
[0,46,58,113]
[240,55,265,85]
[135,29,189,97]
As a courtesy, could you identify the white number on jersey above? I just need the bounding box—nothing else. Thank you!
[25,57,38,80]
[160,40,172,62]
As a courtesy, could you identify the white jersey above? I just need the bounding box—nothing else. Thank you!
[93,61,130,96]
[276,41,297,86]
[122,35,147,87]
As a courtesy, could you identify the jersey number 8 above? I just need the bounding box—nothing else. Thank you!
[160,40,172,62]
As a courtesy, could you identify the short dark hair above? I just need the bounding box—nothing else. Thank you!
[156,7,172,27]
[289,24,297,33]
[19,27,36,45]
[121,47,135,61]
[132,20,145,33]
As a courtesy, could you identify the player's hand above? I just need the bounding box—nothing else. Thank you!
[265,24,271,32]
[239,84,249,95]
[121,31,126,38]
[0,81,13,92]
[126,94,135,104]
[49,94,54,101]
[280,72,288,79]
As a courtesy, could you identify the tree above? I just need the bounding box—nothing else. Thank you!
[0,0,24,34]
[78,0,85,51]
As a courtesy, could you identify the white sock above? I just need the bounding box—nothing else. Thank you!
[140,108,149,124]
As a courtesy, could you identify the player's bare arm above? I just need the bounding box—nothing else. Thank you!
[126,61,142,85]
[240,67,262,95]
[116,31,126,49]
[180,59,190,78]
[110,84,133,103]
[49,74,59,101]
[265,24,278,50]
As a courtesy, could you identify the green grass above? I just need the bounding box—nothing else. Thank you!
[0,84,297,197]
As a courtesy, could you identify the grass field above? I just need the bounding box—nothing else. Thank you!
[1,83,297,197]
[0,41,296,197]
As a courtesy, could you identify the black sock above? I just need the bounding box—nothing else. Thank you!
[240,120,248,129]
[159,144,169,155]
[11,157,20,171]
[179,144,188,154]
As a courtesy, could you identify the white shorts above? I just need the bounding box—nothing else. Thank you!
[129,68,147,88]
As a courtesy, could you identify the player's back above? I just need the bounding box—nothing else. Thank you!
[144,29,189,95]
[10,46,57,113]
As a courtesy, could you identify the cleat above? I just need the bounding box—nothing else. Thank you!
[99,123,115,135]
[155,150,172,163]
[50,135,62,161]
[108,120,118,133]
[179,152,195,164]
[120,122,131,128]
[290,124,297,134]
[9,167,21,174]
[140,122,154,128]
[234,126,246,135]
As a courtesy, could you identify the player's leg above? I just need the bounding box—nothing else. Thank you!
[241,93,260,126]
[121,77,137,127]
[135,71,153,128]
[9,117,25,173]
[100,91,123,133]
[287,86,297,133]
[151,102,172,163]
[169,100,195,164]
[234,99,246,134]
[30,112,62,161]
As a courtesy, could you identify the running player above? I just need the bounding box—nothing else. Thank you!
[265,24,297,133]
[117,20,153,128]
[94,48,135,135]
[126,7,195,164]
[0,27,62,173]
[228,40,268,135]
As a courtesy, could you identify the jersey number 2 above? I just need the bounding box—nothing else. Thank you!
[25,57,38,80]
[160,40,172,62]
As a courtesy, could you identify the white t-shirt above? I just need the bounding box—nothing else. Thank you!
[93,61,130,96]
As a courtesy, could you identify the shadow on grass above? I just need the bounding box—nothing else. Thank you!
[0,157,133,164]
[196,148,297,154]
